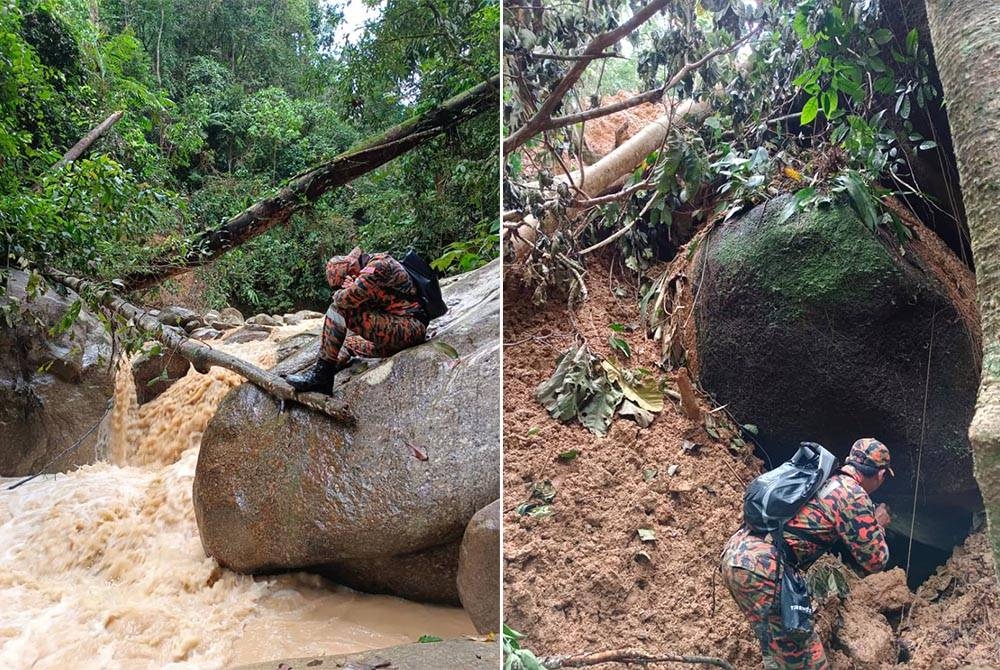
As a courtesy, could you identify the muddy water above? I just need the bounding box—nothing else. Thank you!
[0,324,473,669]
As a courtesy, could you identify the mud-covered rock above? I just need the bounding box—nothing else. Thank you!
[0,271,114,475]
[851,567,911,614]
[835,600,896,666]
[322,541,461,604]
[458,499,501,633]
[222,324,273,344]
[132,348,191,405]
[194,261,501,597]
[157,305,203,331]
[693,196,981,524]
[213,307,244,330]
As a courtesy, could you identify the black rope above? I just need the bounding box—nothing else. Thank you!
[6,398,114,491]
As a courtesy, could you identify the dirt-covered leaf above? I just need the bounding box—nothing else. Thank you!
[643,467,658,481]
[637,528,656,542]
[618,398,654,427]
[578,373,623,436]
[536,345,599,422]
[530,480,557,502]
[602,360,663,412]
[557,449,580,462]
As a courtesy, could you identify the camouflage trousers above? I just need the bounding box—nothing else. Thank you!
[319,306,426,364]
[720,541,829,670]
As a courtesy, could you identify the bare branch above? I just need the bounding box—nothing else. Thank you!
[503,0,674,155]
[541,649,734,669]
[530,51,624,62]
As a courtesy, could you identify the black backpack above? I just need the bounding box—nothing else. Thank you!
[400,250,448,321]
[743,441,838,635]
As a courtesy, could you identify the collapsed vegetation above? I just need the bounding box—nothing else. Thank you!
[503,0,999,666]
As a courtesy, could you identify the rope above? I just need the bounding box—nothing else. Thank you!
[904,310,937,577]
[6,398,114,491]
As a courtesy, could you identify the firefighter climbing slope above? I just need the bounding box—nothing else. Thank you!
[721,438,894,670]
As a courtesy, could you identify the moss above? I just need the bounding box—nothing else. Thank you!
[710,196,899,319]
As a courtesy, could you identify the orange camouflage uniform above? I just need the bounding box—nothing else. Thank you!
[720,470,888,669]
[320,252,426,364]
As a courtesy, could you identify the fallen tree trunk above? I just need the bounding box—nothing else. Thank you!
[49,271,355,425]
[508,99,711,260]
[121,76,500,291]
[53,111,124,170]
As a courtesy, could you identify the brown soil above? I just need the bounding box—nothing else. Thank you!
[502,255,1000,669]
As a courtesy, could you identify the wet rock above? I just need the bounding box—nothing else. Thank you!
[323,541,461,604]
[0,270,114,475]
[195,261,501,599]
[203,309,220,325]
[189,327,223,340]
[213,307,244,330]
[246,313,283,327]
[693,196,981,522]
[222,324,273,345]
[835,600,896,666]
[232,639,500,670]
[282,309,322,326]
[157,305,202,330]
[132,348,190,405]
[851,567,911,614]
[457,499,501,633]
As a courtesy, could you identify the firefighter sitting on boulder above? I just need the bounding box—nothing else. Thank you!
[285,246,431,394]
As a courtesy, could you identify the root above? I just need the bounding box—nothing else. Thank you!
[540,649,734,669]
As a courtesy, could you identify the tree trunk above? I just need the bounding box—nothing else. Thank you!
[121,75,500,291]
[50,111,124,172]
[48,271,355,425]
[923,0,1000,582]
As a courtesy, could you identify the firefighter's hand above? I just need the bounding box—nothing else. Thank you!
[874,503,891,528]
[341,276,355,290]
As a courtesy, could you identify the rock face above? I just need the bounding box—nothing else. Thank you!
[0,271,114,475]
[693,196,982,524]
[194,260,501,602]
[232,639,501,670]
[132,348,191,405]
[457,499,501,633]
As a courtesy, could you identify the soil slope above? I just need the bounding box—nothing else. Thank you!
[502,256,1000,669]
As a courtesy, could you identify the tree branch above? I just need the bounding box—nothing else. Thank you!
[121,76,500,291]
[48,271,355,424]
[541,649,734,669]
[503,0,673,155]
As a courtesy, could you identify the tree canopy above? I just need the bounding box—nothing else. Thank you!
[1,0,499,315]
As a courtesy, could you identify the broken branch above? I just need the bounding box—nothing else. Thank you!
[541,649,734,670]
[48,270,355,425]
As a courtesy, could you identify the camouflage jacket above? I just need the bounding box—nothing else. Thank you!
[726,471,889,575]
[331,253,424,318]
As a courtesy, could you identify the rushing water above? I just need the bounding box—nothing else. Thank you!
[0,323,473,669]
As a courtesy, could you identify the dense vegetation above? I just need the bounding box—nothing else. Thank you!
[503,0,965,284]
[1,0,499,314]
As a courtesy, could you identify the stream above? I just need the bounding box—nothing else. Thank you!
[0,324,473,669]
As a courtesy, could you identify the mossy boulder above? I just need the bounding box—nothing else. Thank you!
[694,196,981,524]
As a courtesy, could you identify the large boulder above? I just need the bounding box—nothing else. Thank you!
[193,260,501,601]
[692,197,981,526]
[322,541,461,604]
[457,499,501,633]
[0,271,114,475]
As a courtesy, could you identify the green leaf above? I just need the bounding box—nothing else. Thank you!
[800,96,820,125]
[821,91,838,118]
[578,373,624,436]
[906,28,919,55]
[609,322,625,333]
[918,140,937,151]
[557,449,580,461]
[637,528,656,542]
[743,424,759,435]
[609,336,631,359]
[418,635,443,643]
[873,28,893,45]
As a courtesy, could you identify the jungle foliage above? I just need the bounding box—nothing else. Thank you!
[1,0,499,314]
[503,0,960,282]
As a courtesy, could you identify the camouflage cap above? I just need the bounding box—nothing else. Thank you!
[846,438,894,477]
